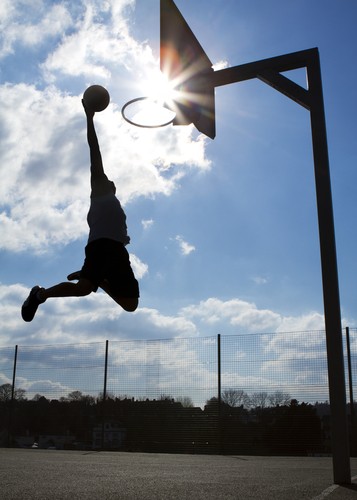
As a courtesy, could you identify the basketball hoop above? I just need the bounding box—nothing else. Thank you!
[121,97,176,129]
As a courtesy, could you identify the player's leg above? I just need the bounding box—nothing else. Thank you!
[21,279,94,322]
[98,242,139,312]
[67,271,138,312]
[99,279,138,312]
[40,278,94,300]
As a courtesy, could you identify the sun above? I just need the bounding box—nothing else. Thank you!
[121,69,179,127]
[141,69,178,107]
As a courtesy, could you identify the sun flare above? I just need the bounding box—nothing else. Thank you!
[121,69,181,127]
[142,70,178,107]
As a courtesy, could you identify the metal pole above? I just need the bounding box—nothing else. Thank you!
[346,326,355,454]
[11,345,18,402]
[346,327,354,415]
[217,334,222,453]
[103,340,109,403]
[213,49,351,483]
[307,52,350,484]
[8,345,18,447]
[217,334,221,405]
[101,340,109,449]
[168,44,350,480]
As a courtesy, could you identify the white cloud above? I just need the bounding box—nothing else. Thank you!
[276,312,325,332]
[129,253,148,280]
[141,219,154,230]
[0,1,73,58]
[181,297,326,334]
[16,378,73,400]
[0,1,211,254]
[134,307,198,339]
[0,283,199,347]
[0,284,350,406]
[0,283,343,351]
[251,276,268,285]
[212,60,229,71]
[39,0,145,84]
[175,235,196,256]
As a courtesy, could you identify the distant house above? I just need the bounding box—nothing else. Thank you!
[92,421,126,450]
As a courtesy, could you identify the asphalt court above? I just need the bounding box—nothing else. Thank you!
[1,449,357,499]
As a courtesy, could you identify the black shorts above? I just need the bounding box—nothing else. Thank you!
[80,238,139,298]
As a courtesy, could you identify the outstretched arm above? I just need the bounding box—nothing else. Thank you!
[83,100,105,180]
[83,100,114,196]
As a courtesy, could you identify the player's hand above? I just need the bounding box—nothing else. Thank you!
[82,99,95,119]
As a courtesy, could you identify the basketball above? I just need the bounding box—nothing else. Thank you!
[83,85,110,112]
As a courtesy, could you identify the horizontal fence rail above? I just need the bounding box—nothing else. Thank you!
[0,329,356,455]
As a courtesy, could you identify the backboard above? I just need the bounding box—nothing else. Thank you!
[160,0,216,139]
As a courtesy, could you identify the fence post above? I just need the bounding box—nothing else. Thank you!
[101,340,109,450]
[8,345,18,447]
[346,327,355,453]
[217,334,221,405]
[11,345,18,402]
[217,334,222,453]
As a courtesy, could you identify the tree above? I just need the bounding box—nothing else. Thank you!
[176,396,194,408]
[32,393,44,401]
[159,394,174,402]
[204,397,220,411]
[249,391,269,409]
[61,391,95,404]
[0,383,26,402]
[268,391,291,407]
[97,391,115,402]
[68,390,85,401]
[221,389,249,408]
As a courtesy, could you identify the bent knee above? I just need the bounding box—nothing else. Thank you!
[121,298,139,312]
[76,279,94,296]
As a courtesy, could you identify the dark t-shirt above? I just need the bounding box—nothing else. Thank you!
[87,193,130,245]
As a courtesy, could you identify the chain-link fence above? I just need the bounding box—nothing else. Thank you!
[1,328,356,455]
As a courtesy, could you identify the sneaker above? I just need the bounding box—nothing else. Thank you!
[67,271,81,281]
[21,286,45,322]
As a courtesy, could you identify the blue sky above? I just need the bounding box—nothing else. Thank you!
[0,0,356,400]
